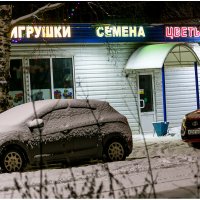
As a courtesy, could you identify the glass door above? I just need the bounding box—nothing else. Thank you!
[138,74,155,134]
[139,75,154,113]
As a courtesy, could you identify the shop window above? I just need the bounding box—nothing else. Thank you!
[52,58,73,99]
[9,59,24,106]
[29,59,51,101]
[10,57,74,104]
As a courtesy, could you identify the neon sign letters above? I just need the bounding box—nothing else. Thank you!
[11,26,71,38]
[165,26,200,39]
[10,24,200,43]
[96,26,145,38]
[11,25,146,39]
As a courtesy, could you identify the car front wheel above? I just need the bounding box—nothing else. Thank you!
[104,140,126,162]
[1,149,26,173]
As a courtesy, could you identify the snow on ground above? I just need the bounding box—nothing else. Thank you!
[0,126,200,198]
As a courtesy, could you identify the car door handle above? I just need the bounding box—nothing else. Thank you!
[62,129,70,134]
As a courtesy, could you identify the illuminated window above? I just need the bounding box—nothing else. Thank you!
[9,59,24,106]
[9,57,74,105]
[29,59,51,101]
[29,58,74,101]
[53,58,74,99]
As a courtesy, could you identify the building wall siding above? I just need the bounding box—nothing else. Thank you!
[162,67,197,128]
[74,44,140,134]
[149,66,198,130]
[154,68,163,123]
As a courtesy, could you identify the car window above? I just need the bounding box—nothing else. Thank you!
[68,107,97,128]
[41,108,70,134]
[40,107,98,134]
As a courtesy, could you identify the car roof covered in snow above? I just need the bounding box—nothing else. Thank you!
[0,99,107,126]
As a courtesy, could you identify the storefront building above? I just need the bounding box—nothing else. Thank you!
[10,24,200,134]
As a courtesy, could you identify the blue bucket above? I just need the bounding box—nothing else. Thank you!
[152,121,169,136]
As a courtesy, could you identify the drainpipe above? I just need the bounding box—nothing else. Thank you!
[162,65,167,122]
[194,61,200,109]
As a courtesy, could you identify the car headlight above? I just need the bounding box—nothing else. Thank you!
[182,116,186,128]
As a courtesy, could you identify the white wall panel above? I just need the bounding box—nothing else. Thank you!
[72,44,140,134]
[165,67,197,128]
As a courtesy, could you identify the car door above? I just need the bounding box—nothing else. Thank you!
[31,108,73,163]
[66,107,100,159]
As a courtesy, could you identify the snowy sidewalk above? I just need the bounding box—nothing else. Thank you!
[129,126,200,167]
[126,127,200,198]
[0,126,199,198]
[132,126,182,142]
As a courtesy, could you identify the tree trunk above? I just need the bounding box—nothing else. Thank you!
[0,5,12,112]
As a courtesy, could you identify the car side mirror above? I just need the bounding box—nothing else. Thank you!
[27,119,44,129]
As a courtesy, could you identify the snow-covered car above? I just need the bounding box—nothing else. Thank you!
[181,109,200,147]
[0,99,133,172]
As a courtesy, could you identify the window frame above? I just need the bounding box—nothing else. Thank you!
[9,58,25,106]
[10,56,75,104]
[52,57,74,99]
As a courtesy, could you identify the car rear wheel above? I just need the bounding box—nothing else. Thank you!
[104,140,126,162]
[1,149,26,173]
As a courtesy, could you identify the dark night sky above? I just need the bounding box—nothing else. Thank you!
[10,1,200,24]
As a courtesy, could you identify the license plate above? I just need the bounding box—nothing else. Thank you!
[188,129,200,135]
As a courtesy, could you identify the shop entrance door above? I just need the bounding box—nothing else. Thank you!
[138,73,155,134]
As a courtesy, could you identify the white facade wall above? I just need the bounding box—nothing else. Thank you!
[154,66,198,129]
[165,67,197,128]
[73,44,139,134]
[153,68,163,123]
[11,43,140,134]
[191,44,200,100]
[11,43,200,134]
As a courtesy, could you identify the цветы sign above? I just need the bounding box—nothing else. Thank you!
[165,26,200,39]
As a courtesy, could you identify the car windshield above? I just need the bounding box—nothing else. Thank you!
[0,100,62,126]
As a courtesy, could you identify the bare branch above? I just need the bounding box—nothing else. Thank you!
[88,2,111,17]
[11,3,65,26]
[87,2,98,21]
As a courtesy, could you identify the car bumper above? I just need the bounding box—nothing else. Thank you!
[181,125,200,143]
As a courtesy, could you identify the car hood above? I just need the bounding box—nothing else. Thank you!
[0,125,29,145]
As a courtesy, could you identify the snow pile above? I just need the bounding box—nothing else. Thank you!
[167,126,181,138]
